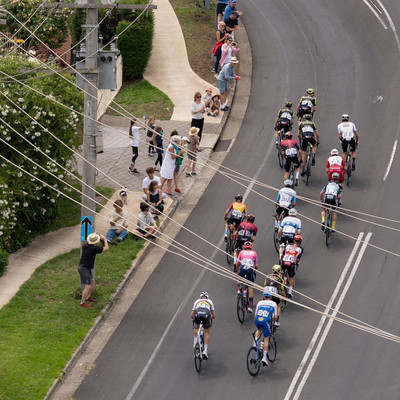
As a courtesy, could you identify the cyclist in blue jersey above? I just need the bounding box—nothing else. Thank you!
[254,288,278,366]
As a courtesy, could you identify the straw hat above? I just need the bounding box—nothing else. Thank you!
[211,94,221,101]
[230,56,239,64]
[87,233,100,245]
[189,127,200,136]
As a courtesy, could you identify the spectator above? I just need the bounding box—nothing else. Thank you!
[128,118,145,174]
[222,0,243,23]
[153,126,164,171]
[146,116,156,157]
[141,166,166,201]
[217,56,240,112]
[173,133,190,193]
[185,127,201,177]
[202,87,213,108]
[217,0,230,23]
[220,36,240,67]
[77,232,109,308]
[212,21,228,74]
[106,199,129,245]
[190,91,205,142]
[208,94,221,116]
[225,11,240,38]
[147,180,164,219]
[137,202,158,238]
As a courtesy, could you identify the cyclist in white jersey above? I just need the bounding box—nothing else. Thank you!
[337,114,359,171]
[278,208,301,256]
[275,179,297,228]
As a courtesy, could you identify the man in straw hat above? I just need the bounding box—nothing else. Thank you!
[186,127,201,177]
[217,56,240,112]
[78,232,109,308]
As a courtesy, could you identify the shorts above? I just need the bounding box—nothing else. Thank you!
[284,156,300,172]
[216,2,228,15]
[187,152,197,161]
[276,206,290,217]
[276,119,291,133]
[174,164,180,173]
[255,318,271,338]
[78,266,92,285]
[193,307,212,329]
[298,105,312,117]
[280,233,294,245]
[300,136,316,151]
[281,262,296,278]
[227,217,242,230]
[238,266,255,282]
[271,296,281,306]
[323,196,338,209]
[235,238,246,251]
[217,79,229,94]
[342,138,356,153]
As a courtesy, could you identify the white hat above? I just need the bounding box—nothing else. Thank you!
[230,56,239,64]
[181,136,191,143]
[87,233,100,244]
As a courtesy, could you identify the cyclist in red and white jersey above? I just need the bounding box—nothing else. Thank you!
[326,148,347,183]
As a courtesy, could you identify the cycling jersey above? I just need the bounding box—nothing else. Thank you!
[237,249,258,282]
[322,181,343,207]
[281,244,303,266]
[264,274,284,293]
[192,298,215,312]
[192,298,215,329]
[280,216,301,234]
[277,107,294,121]
[281,139,300,158]
[299,121,317,139]
[326,155,345,168]
[298,95,316,109]
[338,121,357,141]
[276,187,297,208]
[226,201,247,221]
[236,221,258,242]
[326,156,346,183]
[254,299,277,338]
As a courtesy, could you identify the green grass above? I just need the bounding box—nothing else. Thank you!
[0,236,144,400]
[109,79,173,120]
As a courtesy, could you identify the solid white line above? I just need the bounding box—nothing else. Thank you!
[383,140,397,181]
[292,232,373,400]
[362,0,387,29]
[283,232,364,400]
[376,0,400,55]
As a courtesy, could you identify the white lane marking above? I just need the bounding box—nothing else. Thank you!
[362,0,387,29]
[376,0,400,55]
[284,232,364,400]
[291,232,373,400]
[383,140,397,181]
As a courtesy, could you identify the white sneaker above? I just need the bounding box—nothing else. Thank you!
[273,321,280,327]
[202,349,208,359]
[247,307,253,313]
[262,357,269,366]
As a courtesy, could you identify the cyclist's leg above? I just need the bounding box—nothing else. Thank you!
[283,157,291,179]
[288,264,296,294]
[246,271,255,308]
[341,140,348,162]
[203,327,210,345]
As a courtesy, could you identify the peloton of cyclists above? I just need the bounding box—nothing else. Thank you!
[320,172,343,232]
[275,179,297,228]
[280,131,301,186]
[190,292,216,360]
[280,234,304,298]
[278,208,302,255]
[338,113,359,171]
[326,148,347,183]
[274,101,294,148]
[224,194,247,241]
[236,241,258,312]
[297,88,317,121]
[298,114,320,175]
[234,214,258,266]
[264,264,286,326]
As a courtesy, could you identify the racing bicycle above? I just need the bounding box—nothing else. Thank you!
[304,142,314,186]
[323,205,333,246]
[345,145,352,186]
[193,321,205,372]
[246,329,277,376]
[237,283,251,324]
[226,225,235,266]
[277,129,286,168]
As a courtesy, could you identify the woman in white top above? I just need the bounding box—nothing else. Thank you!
[190,91,205,142]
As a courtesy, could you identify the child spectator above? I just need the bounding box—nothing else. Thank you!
[142,166,166,201]
[153,126,164,171]
[207,94,221,117]
[147,180,164,219]
[202,87,213,108]
[146,116,156,157]
[128,118,145,174]
[106,200,129,245]
[136,202,158,238]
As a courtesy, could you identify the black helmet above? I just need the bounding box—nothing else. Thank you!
[285,101,292,107]
[247,214,255,223]
[235,194,243,202]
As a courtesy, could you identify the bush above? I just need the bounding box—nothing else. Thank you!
[0,246,8,276]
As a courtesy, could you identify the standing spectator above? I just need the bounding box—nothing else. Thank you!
[212,21,228,74]
[173,134,190,194]
[147,180,164,218]
[153,126,164,171]
[128,118,145,174]
[202,87,213,109]
[146,116,156,157]
[186,127,201,177]
[106,199,129,245]
[142,166,166,201]
[222,0,243,23]
[160,135,184,195]
[217,57,240,112]
[137,202,159,238]
[220,36,240,67]
[217,0,229,23]
[190,92,205,142]
[78,232,109,308]
[225,11,240,38]
[209,94,221,116]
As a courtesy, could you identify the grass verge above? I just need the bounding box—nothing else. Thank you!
[0,236,144,400]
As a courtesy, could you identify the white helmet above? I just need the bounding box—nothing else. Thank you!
[331,149,339,156]
[288,208,297,216]
[341,114,349,121]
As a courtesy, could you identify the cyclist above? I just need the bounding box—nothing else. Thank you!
[254,288,278,366]
[275,179,296,228]
[224,194,247,241]
[280,235,304,298]
[326,148,347,183]
[338,113,359,171]
[280,131,301,186]
[296,88,317,120]
[320,172,343,232]
[234,214,258,267]
[190,291,216,360]
[236,241,258,312]
[263,264,286,326]
[274,101,294,148]
[278,208,301,255]
[298,114,320,174]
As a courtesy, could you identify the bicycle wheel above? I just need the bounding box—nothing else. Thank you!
[273,228,280,253]
[226,232,233,265]
[289,164,295,187]
[277,131,284,168]
[346,153,352,186]
[305,146,312,186]
[267,335,277,362]
[237,294,246,324]
[194,343,202,372]
[325,211,332,247]
[246,346,261,376]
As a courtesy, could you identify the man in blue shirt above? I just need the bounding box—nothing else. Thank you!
[217,0,230,23]
[223,0,243,23]
[217,57,241,111]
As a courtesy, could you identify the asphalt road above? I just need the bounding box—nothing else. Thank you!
[73,1,400,399]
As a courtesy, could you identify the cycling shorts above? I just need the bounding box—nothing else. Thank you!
[323,196,339,209]
[284,156,300,172]
[193,307,212,329]
[298,106,312,117]
[276,206,290,217]
[238,266,255,282]
[227,217,242,230]
[271,296,280,306]
[280,233,294,245]
[276,119,291,133]
[235,238,246,251]
[342,138,356,153]
[255,318,272,338]
[281,262,296,278]
[300,136,316,152]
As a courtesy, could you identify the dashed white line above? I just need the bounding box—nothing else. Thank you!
[383,140,397,181]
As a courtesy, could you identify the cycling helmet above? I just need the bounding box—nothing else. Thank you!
[294,234,303,243]
[288,208,297,216]
[332,172,340,180]
[272,264,282,274]
[263,288,273,298]
[331,148,339,156]
[243,241,253,250]
[247,214,255,223]
[285,131,292,138]
[285,101,292,107]
[235,194,243,202]
[306,88,315,95]
[200,291,209,299]
[304,114,312,120]
[284,179,293,187]
[341,113,350,121]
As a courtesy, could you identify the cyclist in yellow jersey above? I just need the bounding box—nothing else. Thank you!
[224,194,247,241]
